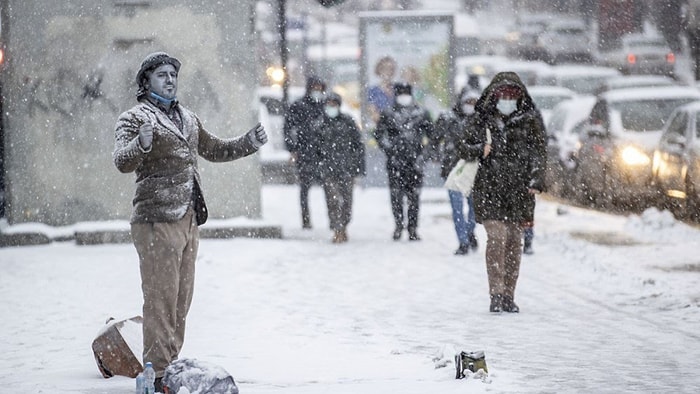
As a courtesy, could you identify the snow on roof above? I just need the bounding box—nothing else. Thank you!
[551,65,621,78]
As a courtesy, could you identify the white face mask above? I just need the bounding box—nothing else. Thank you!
[496,99,518,115]
[396,94,413,106]
[324,106,340,118]
[462,104,475,115]
[310,90,325,102]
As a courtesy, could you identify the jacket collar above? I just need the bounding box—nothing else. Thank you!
[140,100,190,143]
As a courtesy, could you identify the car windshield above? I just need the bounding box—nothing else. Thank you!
[627,39,666,50]
[610,98,697,132]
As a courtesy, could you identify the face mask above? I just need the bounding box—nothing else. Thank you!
[310,91,325,102]
[324,106,340,118]
[462,104,475,115]
[496,99,518,115]
[396,94,412,106]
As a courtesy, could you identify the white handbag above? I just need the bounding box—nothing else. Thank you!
[444,159,479,195]
[444,128,490,196]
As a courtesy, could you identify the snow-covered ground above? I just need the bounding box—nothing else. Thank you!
[1,185,700,393]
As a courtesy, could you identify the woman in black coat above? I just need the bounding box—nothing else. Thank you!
[318,93,366,243]
[457,72,547,313]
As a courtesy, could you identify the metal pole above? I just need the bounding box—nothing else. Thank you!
[278,0,289,106]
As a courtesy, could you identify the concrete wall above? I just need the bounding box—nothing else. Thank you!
[2,0,262,225]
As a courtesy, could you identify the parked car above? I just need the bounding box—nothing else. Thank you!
[491,59,555,87]
[505,13,554,62]
[599,74,677,92]
[651,101,700,219]
[573,86,700,208]
[598,33,676,77]
[544,95,597,197]
[527,85,577,124]
[549,64,621,95]
[537,18,594,64]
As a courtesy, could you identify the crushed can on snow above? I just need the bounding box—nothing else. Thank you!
[455,350,488,379]
[92,316,143,378]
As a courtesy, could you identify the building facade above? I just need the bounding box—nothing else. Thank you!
[1,0,262,225]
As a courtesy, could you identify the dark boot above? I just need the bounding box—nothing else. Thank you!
[454,243,470,255]
[469,233,478,251]
[523,240,534,255]
[302,216,312,229]
[392,226,403,241]
[489,294,503,313]
[408,228,421,241]
[503,295,520,313]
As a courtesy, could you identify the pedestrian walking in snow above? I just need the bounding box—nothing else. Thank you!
[283,76,327,229]
[318,93,366,243]
[435,88,480,255]
[113,51,267,391]
[457,72,546,313]
[374,82,435,241]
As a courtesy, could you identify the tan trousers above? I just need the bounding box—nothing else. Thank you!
[131,208,198,377]
[483,220,523,299]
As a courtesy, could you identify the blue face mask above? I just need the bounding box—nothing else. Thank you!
[150,91,177,106]
[496,99,517,115]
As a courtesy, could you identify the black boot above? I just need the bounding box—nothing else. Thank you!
[408,228,421,241]
[392,226,403,241]
[503,295,520,313]
[302,216,312,229]
[469,233,478,251]
[489,294,503,313]
[523,240,534,255]
[454,243,470,255]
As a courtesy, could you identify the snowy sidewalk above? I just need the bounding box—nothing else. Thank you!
[1,185,699,393]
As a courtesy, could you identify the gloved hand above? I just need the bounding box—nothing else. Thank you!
[138,122,153,150]
[246,122,268,149]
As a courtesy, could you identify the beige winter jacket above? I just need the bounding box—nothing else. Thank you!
[113,100,258,224]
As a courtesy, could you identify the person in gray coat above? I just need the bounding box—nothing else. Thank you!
[113,51,267,391]
[457,72,546,314]
[318,93,366,243]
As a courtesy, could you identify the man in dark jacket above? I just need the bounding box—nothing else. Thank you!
[283,76,326,228]
[374,82,434,241]
[318,93,366,243]
[435,88,480,255]
[457,72,546,314]
[113,52,267,391]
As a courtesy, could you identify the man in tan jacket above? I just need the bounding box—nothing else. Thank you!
[113,51,267,391]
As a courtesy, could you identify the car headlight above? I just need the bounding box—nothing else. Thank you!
[620,145,650,166]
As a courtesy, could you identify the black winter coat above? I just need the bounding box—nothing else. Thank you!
[435,108,474,180]
[318,113,366,180]
[457,73,547,224]
[283,95,325,179]
[373,103,434,185]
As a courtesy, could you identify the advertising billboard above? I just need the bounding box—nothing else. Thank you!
[359,11,455,131]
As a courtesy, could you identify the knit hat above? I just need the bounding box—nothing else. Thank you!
[460,88,480,103]
[135,52,181,98]
[326,92,342,106]
[393,82,412,95]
